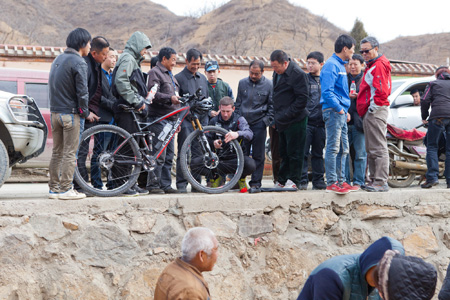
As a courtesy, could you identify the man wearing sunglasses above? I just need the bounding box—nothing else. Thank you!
[356,37,392,192]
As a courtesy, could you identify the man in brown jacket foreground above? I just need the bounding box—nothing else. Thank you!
[154,227,219,299]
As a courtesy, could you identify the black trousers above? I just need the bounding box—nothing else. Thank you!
[243,120,267,188]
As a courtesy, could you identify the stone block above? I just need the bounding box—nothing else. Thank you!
[73,225,140,267]
[414,205,442,217]
[271,208,290,234]
[294,208,339,234]
[357,205,402,220]
[150,215,185,248]
[238,215,273,237]
[30,215,68,241]
[129,214,156,234]
[403,226,439,258]
[196,212,237,238]
[63,221,79,231]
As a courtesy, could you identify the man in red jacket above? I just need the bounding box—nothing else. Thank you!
[356,37,392,192]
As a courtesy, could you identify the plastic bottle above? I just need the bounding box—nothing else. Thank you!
[147,83,158,103]
[158,122,173,141]
[350,81,356,95]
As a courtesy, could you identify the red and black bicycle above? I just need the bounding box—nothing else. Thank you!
[74,89,245,196]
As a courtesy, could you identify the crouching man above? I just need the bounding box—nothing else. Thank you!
[296,236,436,300]
[154,227,219,300]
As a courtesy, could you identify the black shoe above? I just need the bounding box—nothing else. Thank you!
[249,187,261,193]
[177,187,188,193]
[122,189,138,197]
[164,187,178,194]
[298,183,308,190]
[191,187,202,193]
[312,182,327,190]
[147,188,165,194]
[420,181,439,189]
[134,185,149,195]
[447,182,450,189]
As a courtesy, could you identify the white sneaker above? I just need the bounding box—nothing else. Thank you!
[274,181,284,188]
[58,188,86,200]
[49,190,59,199]
[284,179,298,189]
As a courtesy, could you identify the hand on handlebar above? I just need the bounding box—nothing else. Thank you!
[171,95,181,105]
[137,103,146,111]
[422,119,428,125]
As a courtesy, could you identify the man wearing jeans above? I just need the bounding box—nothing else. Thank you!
[344,54,367,188]
[320,34,356,194]
[357,36,392,192]
[270,50,310,190]
[48,28,92,200]
[420,66,450,189]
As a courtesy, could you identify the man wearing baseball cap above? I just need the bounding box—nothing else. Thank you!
[204,60,233,118]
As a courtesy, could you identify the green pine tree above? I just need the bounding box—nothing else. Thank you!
[350,18,368,53]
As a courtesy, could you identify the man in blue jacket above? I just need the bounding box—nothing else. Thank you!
[320,34,356,194]
[297,237,405,300]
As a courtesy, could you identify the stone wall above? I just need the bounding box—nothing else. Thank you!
[0,189,449,299]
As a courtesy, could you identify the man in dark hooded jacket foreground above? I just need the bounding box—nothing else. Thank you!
[296,236,437,300]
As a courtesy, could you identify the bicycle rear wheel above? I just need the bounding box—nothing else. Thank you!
[74,124,142,197]
[180,126,244,194]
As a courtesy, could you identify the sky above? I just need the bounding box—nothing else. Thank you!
[150,0,450,43]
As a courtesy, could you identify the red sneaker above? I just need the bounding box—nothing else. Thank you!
[342,182,360,192]
[326,183,350,195]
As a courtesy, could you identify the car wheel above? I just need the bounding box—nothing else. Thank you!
[0,140,9,188]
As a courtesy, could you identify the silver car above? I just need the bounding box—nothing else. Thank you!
[387,76,434,130]
[0,90,48,188]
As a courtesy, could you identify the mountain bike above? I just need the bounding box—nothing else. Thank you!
[74,89,245,196]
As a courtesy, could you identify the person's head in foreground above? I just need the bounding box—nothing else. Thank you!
[374,250,437,300]
[181,227,219,272]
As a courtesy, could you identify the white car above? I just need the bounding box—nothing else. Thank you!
[0,90,48,187]
[387,76,434,130]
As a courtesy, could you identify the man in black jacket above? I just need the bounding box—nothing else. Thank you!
[174,48,209,193]
[421,66,450,188]
[145,47,180,194]
[48,28,92,200]
[235,60,273,190]
[299,51,326,190]
[270,50,310,189]
[75,37,130,195]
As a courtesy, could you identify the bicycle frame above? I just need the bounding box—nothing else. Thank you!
[123,100,207,170]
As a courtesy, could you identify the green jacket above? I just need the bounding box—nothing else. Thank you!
[208,78,233,112]
[114,31,151,107]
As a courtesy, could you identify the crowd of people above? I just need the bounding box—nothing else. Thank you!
[47,27,449,199]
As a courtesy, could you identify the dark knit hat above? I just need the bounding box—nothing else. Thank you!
[378,250,437,300]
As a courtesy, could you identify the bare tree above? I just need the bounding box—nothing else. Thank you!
[257,26,270,50]
[316,15,327,47]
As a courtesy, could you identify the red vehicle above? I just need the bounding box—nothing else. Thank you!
[0,68,51,167]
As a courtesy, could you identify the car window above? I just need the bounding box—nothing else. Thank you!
[391,80,406,94]
[25,83,49,109]
[0,80,18,94]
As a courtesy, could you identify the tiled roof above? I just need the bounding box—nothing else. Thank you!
[0,44,438,76]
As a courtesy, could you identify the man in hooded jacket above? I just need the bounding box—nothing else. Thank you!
[111,31,152,195]
[420,66,450,189]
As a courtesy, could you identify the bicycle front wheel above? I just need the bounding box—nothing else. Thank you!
[74,124,142,197]
[180,126,244,194]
